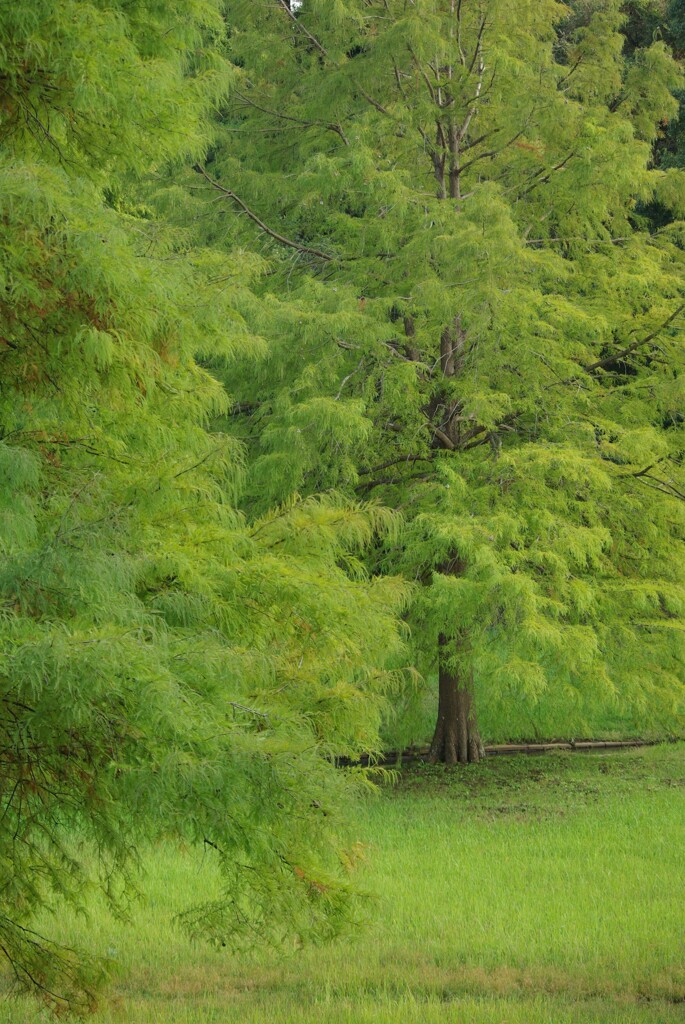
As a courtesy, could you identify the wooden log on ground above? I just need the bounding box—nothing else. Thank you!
[336,738,664,768]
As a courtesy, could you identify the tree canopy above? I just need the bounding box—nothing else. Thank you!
[0,0,408,1006]
[2,0,685,1008]
[202,0,685,758]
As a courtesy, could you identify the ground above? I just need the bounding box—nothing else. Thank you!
[1,743,684,1022]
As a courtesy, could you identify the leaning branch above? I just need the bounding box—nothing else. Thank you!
[545,303,685,392]
[356,471,433,493]
[357,454,433,476]
[631,473,685,503]
[193,165,333,262]
[356,83,394,117]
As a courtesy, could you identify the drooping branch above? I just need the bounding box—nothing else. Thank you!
[193,165,334,262]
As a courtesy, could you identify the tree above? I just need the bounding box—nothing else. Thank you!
[200,0,685,762]
[0,0,408,1005]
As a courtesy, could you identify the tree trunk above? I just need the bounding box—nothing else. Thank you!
[428,633,484,765]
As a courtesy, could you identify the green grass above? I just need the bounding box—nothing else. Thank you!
[2,744,685,1022]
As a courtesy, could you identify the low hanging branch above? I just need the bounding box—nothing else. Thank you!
[193,165,334,262]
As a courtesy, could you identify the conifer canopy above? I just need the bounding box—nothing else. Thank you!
[0,0,408,1004]
[208,0,685,756]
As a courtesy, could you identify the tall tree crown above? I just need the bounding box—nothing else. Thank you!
[206,0,685,743]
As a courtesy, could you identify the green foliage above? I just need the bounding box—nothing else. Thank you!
[0,0,410,1006]
[1,745,684,1023]
[0,0,230,174]
[209,0,685,744]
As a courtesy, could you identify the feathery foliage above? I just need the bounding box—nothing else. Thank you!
[204,0,685,759]
[0,0,409,1006]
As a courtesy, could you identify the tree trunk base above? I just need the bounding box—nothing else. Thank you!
[428,707,484,764]
[428,636,484,765]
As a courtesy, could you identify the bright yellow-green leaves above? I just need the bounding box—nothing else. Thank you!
[0,0,231,175]
[0,0,411,1006]
[213,0,685,744]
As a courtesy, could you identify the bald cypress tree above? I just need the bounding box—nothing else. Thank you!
[201,0,685,761]
[0,0,409,1004]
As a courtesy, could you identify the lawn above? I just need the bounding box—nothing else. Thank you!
[2,744,684,1023]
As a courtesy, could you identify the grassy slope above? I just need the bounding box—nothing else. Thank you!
[2,744,684,1023]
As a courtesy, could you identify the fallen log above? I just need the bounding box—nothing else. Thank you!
[338,738,665,768]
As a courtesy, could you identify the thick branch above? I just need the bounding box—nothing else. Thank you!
[432,424,456,450]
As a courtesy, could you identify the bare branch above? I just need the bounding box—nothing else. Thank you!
[517,151,576,198]
[356,471,433,493]
[432,425,456,450]
[335,358,364,400]
[455,0,466,66]
[407,43,437,104]
[358,454,433,476]
[356,84,393,117]
[557,57,582,89]
[631,473,685,503]
[468,17,487,75]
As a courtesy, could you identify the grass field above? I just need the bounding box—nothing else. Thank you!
[2,744,684,1023]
